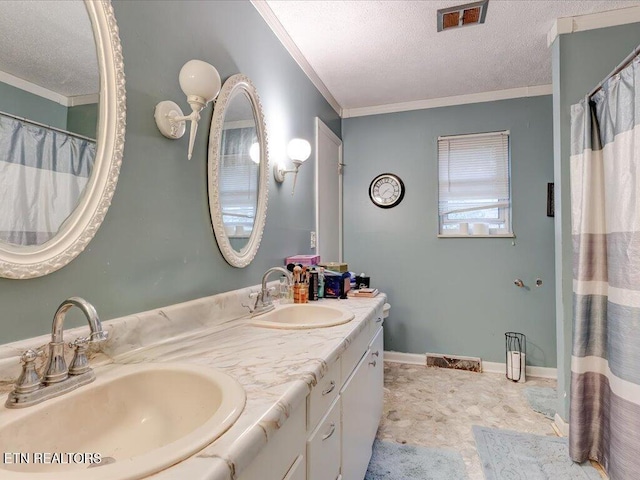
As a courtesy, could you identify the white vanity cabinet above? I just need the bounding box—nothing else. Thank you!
[240,307,384,480]
[340,326,384,480]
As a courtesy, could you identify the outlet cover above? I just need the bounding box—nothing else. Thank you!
[310,231,316,249]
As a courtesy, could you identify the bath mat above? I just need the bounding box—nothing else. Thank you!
[473,426,602,480]
[365,439,468,480]
[523,386,556,419]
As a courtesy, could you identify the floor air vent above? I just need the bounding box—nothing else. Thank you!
[426,353,482,372]
[437,0,489,32]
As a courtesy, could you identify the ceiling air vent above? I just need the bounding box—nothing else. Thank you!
[437,0,489,32]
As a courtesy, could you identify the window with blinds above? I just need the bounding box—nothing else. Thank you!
[220,127,259,237]
[437,130,511,236]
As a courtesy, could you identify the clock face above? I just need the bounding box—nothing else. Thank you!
[369,173,405,208]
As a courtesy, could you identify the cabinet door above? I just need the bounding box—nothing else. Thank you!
[340,352,373,480]
[341,327,384,480]
[368,327,384,442]
[308,398,341,480]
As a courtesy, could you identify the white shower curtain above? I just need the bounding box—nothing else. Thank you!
[569,50,640,479]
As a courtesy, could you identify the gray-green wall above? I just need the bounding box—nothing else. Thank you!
[0,82,98,138]
[551,23,640,420]
[67,103,98,139]
[342,96,556,367]
[0,0,339,343]
[0,81,67,129]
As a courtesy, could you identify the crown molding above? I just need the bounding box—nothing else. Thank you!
[68,94,99,107]
[0,70,98,107]
[0,70,69,106]
[342,84,552,119]
[547,5,640,47]
[250,0,342,116]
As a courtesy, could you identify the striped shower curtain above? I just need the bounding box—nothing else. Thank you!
[570,53,640,479]
[0,114,96,246]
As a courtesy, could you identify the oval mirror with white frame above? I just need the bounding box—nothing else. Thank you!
[208,74,268,268]
[0,0,125,279]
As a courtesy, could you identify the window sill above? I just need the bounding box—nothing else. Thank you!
[437,234,515,238]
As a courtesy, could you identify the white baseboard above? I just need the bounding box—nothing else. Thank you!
[554,413,569,437]
[482,361,557,379]
[384,351,557,379]
[383,351,424,365]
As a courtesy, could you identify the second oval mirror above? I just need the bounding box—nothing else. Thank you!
[208,74,268,268]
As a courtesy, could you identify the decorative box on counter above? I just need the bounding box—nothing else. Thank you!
[285,255,320,266]
[324,271,351,299]
[318,262,348,273]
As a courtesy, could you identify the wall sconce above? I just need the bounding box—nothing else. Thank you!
[154,60,221,160]
[274,138,311,195]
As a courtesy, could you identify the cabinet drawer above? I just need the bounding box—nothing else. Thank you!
[341,321,375,385]
[308,358,340,431]
[307,398,341,480]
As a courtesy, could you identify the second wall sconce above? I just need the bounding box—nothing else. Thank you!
[154,59,221,160]
[274,138,311,195]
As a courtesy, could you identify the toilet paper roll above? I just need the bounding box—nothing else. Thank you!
[459,223,469,235]
[506,351,526,382]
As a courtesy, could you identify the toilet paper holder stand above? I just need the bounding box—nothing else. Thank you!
[505,332,526,382]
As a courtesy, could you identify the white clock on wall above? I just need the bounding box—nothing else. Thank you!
[369,173,405,209]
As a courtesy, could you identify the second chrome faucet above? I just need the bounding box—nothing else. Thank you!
[250,267,292,317]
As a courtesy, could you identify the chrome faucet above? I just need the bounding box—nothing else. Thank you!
[6,297,108,408]
[251,267,292,316]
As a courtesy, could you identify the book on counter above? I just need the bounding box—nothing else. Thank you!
[349,288,379,298]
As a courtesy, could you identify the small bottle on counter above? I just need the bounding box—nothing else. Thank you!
[318,267,325,298]
[309,269,319,301]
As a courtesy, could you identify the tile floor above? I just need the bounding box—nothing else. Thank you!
[377,362,558,480]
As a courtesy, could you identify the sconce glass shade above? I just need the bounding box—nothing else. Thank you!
[179,60,221,104]
[274,138,312,195]
[287,138,311,162]
[249,142,260,164]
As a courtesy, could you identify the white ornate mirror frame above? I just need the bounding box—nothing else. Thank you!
[208,74,268,268]
[0,0,126,279]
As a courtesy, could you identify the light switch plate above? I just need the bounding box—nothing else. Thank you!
[310,231,316,249]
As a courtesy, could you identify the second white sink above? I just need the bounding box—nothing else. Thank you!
[251,303,354,329]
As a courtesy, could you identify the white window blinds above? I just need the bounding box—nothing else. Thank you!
[438,131,511,234]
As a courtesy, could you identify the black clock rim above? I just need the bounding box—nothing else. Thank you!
[369,173,405,209]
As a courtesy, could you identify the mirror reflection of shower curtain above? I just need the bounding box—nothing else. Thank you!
[569,52,640,479]
[0,114,96,246]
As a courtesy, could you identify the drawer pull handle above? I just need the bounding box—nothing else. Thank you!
[322,422,336,441]
[322,380,336,396]
[369,360,377,367]
[372,351,379,357]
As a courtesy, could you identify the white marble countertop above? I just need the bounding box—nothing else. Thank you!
[0,286,386,480]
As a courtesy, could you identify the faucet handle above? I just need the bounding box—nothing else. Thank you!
[14,349,43,394]
[69,337,91,376]
[242,292,259,314]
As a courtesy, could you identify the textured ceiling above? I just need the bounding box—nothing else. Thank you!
[0,1,98,98]
[265,0,640,110]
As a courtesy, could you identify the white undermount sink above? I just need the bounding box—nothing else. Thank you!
[0,362,246,480]
[251,303,355,329]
